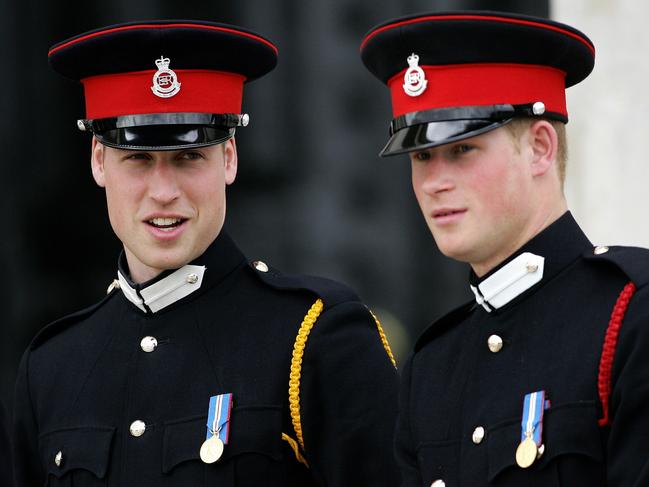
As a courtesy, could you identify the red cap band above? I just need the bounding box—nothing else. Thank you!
[82,70,246,119]
[388,63,567,118]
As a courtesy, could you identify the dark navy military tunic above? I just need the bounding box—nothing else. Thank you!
[0,401,11,486]
[395,213,649,486]
[13,232,399,486]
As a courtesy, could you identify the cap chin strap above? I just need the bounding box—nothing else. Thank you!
[77,112,249,134]
[389,103,567,136]
[94,129,235,152]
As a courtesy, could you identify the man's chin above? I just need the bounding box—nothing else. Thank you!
[135,251,197,275]
[434,240,474,264]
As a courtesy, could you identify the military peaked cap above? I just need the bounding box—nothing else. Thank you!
[49,20,278,150]
[360,11,595,156]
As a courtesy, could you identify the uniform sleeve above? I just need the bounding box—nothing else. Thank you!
[606,289,649,487]
[12,349,45,487]
[298,301,400,487]
[394,355,422,487]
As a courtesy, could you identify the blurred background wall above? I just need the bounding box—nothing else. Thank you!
[555,0,649,248]
[1,0,646,412]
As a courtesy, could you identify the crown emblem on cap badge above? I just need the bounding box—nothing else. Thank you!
[403,53,427,97]
[151,56,182,98]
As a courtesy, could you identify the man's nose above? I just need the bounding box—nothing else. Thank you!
[417,159,455,196]
[148,162,181,204]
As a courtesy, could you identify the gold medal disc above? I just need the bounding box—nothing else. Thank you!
[200,436,224,464]
[515,437,538,468]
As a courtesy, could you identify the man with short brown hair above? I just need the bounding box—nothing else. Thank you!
[13,20,400,487]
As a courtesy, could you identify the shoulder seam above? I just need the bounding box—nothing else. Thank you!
[247,262,359,309]
[30,291,118,350]
[414,300,475,352]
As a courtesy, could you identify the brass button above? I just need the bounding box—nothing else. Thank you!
[186,273,199,284]
[594,246,609,255]
[253,261,269,273]
[140,336,158,353]
[472,426,486,444]
[487,334,503,353]
[54,450,63,467]
[130,420,146,437]
[431,480,446,487]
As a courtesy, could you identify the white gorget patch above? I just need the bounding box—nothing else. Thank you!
[117,264,206,313]
[470,252,544,313]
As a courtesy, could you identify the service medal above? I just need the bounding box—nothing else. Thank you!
[200,392,233,464]
[200,436,224,464]
[515,390,549,469]
[515,436,538,468]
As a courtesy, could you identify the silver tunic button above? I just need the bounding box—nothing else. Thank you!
[594,246,609,255]
[472,426,486,444]
[130,420,146,437]
[525,262,539,273]
[54,450,63,467]
[487,334,503,353]
[186,273,199,284]
[140,336,158,353]
[431,480,446,487]
[253,260,269,273]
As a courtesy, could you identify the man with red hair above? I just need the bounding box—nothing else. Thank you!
[361,11,649,486]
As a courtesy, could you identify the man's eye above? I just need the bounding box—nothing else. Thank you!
[451,144,473,155]
[179,151,204,160]
[413,151,431,161]
[124,153,150,160]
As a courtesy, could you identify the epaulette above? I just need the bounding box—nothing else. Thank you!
[583,245,649,426]
[29,289,118,350]
[415,301,475,352]
[584,245,649,288]
[247,259,360,309]
[247,258,394,467]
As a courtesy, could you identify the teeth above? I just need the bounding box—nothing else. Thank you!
[149,217,182,227]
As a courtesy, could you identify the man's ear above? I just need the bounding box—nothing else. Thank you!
[223,137,238,185]
[528,120,558,178]
[91,137,106,187]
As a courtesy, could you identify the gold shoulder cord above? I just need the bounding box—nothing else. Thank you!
[284,298,323,467]
[281,432,308,466]
[368,308,397,368]
[282,300,397,466]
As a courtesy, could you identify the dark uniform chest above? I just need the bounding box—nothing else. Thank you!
[409,261,626,486]
[29,274,314,486]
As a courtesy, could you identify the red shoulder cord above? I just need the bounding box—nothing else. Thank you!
[598,281,636,426]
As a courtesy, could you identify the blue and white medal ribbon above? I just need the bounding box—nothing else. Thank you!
[515,390,547,468]
[200,393,233,464]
